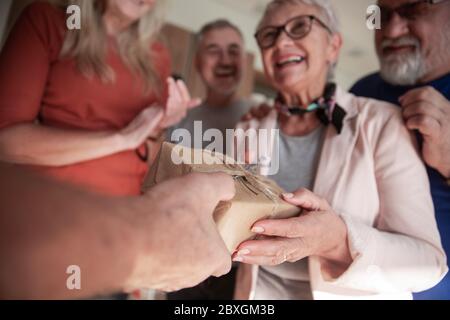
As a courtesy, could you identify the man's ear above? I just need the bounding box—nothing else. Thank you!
[328,32,343,65]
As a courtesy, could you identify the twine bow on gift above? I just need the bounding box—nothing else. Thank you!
[224,164,279,202]
[190,161,282,216]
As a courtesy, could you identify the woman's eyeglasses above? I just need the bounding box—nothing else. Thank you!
[378,0,449,26]
[254,15,332,50]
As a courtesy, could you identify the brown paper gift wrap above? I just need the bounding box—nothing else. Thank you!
[145,143,301,253]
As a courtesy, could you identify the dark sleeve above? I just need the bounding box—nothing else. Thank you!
[0,2,63,129]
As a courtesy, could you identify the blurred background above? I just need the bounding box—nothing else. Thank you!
[0,0,379,99]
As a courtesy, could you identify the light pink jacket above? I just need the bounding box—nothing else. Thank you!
[234,88,448,300]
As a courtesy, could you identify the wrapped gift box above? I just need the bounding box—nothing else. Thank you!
[143,142,301,253]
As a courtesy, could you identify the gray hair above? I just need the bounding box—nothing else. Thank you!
[196,19,244,44]
[259,0,340,33]
[258,0,341,80]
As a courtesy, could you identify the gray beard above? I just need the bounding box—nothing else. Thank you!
[379,50,428,86]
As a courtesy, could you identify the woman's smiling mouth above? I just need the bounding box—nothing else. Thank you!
[275,55,306,69]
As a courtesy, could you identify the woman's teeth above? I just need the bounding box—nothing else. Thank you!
[276,56,305,68]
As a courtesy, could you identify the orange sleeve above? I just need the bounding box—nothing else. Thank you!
[0,3,62,129]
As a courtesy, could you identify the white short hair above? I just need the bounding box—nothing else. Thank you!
[259,0,340,34]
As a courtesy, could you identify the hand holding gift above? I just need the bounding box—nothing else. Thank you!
[233,188,353,280]
[128,172,235,293]
[144,142,301,254]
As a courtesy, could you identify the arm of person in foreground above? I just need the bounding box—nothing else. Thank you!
[0,163,234,299]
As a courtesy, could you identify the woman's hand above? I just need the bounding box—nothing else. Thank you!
[118,77,201,151]
[233,188,353,278]
[159,77,202,129]
[119,107,164,151]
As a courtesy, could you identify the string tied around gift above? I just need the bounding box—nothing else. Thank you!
[192,163,279,201]
[187,150,282,217]
[221,164,303,223]
[220,163,281,215]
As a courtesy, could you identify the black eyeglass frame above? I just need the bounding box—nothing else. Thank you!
[254,15,333,49]
[378,0,450,25]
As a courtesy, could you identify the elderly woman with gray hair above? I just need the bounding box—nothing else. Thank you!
[233,0,448,299]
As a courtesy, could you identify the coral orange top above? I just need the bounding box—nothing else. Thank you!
[0,2,171,196]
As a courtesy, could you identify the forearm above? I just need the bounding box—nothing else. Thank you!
[0,164,143,299]
[0,123,127,166]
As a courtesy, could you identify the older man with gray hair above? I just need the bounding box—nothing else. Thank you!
[351,0,450,300]
[169,19,251,155]
[167,19,252,300]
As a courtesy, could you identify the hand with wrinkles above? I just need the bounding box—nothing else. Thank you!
[233,188,353,279]
[400,86,450,178]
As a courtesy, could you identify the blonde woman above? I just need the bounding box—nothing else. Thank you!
[0,0,199,196]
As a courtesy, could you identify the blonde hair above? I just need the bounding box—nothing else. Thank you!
[53,0,167,95]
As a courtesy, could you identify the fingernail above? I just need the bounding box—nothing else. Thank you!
[283,193,294,199]
[233,256,244,262]
[252,226,265,233]
[238,249,251,256]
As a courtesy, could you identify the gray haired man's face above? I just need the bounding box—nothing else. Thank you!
[197,28,245,96]
[375,0,450,86]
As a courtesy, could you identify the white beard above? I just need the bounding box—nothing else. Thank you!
[377,35,429,86]
[379,49,427,86]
